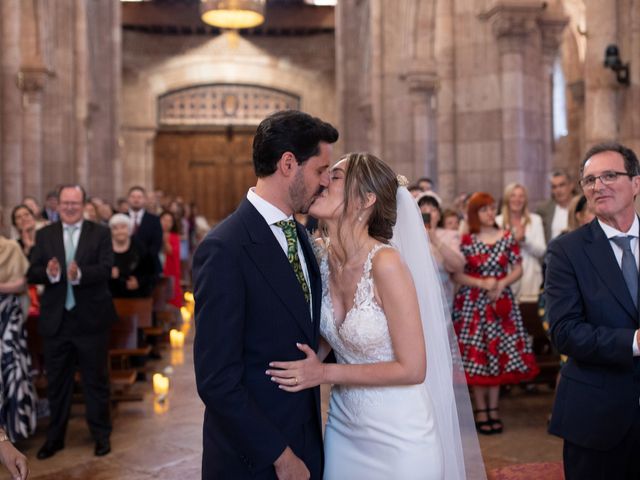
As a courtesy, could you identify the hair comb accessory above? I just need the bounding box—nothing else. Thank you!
[396,174,409,187]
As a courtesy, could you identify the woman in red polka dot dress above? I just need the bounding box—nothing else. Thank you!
[452,192,539,435]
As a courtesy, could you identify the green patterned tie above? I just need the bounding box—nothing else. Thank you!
[275,220,310,303]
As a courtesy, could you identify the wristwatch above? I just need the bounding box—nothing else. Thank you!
[0,430,9,442]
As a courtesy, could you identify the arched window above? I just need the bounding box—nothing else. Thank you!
[552,57,568,141]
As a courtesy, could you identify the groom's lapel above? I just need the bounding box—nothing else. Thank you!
[238,200,314,343]
[297,222,321,344]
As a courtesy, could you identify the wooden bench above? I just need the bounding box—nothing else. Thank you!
[113,297,153,328]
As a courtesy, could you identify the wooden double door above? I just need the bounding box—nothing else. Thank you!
[154,129,257,224]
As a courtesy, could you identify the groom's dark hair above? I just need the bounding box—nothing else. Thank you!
[252,110,339,178]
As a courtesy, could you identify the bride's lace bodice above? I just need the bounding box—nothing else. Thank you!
[319,244,397,415]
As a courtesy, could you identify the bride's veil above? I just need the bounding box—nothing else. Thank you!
[391,186,486,480]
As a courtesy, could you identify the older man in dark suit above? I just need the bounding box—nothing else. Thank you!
[27,185,116,460]
[546,142,640,479]
[193,110,338,479]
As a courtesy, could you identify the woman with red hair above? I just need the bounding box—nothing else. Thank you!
[452,192,539,435]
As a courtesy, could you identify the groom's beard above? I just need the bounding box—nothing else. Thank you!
[290,173,324,214]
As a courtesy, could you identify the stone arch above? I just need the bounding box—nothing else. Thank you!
[157,83,300,127]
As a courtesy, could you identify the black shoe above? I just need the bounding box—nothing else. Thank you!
[474,409,494,436]
[37,441,64,460]
[94,438,111,457]
[488,408,504,434]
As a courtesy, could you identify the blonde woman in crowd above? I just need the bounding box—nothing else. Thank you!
[496,183,546,302]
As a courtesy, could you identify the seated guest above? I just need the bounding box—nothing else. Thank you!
[83,201,99,222]
[418,193,465,307]
[108,214,155,298]
[11,205,37,260]
[11,205,41,319]
[160,211,182,309]
[442,209,460,231]
[116,198,128,214]
[97,203,114,226]
[0,211,37,442]
[21,196,48,231]
[40,191,59,223]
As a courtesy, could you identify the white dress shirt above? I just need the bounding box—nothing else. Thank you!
[129,208,145,229]
[247,189,313,316]
[598,216,640,355]
[550,205,569,240]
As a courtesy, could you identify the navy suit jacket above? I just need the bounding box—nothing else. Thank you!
[26,221,117,337]
[546,218,640,450]
[193,199,323,478]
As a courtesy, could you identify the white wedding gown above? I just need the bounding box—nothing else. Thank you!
[320,244,444,480]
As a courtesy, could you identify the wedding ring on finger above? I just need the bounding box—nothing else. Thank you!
[294,377,299,386]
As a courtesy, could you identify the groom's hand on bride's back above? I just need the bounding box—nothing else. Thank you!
[274,446,310,480]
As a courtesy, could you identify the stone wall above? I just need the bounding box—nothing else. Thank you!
[120,31,336,197]
[0,0,119,232]
[336,0,640,206]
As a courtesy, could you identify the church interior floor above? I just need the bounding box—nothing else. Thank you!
[12,336,562,479]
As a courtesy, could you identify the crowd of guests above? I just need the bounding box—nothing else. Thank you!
[405,170,594,437]
[0,185,210,476]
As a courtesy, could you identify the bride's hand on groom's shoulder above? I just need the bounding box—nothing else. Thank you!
[266,343,325,392]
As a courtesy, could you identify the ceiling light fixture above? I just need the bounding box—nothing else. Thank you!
[304,0,337,5]
[200,0,266,30]
[304,0,338,7]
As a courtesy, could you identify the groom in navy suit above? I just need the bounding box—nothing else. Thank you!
[193,110,338,479]
[546,142,640,479]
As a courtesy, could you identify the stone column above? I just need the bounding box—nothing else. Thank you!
[481,1,545,195]
[112,0,123,202]
[434,0,455,202]
[406,68,438,182]
[75,0,90,188]
[583,0,618,146]
[538,7,568,195]
[18,67,49,198]
[369,0,383,156]
[1,0,23,227]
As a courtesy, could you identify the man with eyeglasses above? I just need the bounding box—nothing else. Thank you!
[537,169,575,243]
[546,142,640,479]
[27,185,116,460]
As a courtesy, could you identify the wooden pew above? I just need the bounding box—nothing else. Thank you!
[109,297,155,401]
[113,297,153,328]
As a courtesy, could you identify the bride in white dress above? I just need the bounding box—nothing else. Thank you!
[267,153,485,479]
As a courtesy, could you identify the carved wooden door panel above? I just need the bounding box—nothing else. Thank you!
[154,130,256,224]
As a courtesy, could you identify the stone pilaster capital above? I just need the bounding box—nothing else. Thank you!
[480,1,545,52]
[17,65,52,93]
[403,65,439,94]
[537,14,569,59]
